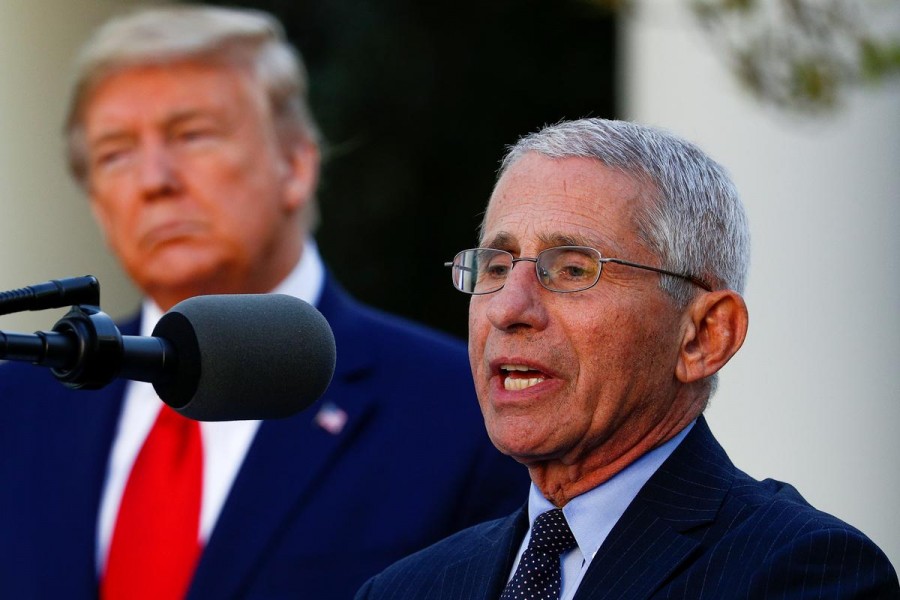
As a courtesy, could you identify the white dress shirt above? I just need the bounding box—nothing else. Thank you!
[96,239,325,572]
[509,422,694,600]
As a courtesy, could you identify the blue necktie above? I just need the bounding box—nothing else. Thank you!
[500,508,577,600]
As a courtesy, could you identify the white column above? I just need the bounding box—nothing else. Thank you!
[622,1,900,565]
[0,0,147,333]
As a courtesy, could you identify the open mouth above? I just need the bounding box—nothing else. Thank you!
[500,364,547,391]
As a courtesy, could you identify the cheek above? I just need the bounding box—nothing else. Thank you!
[205,158,291,228]
[90,197,128,246]
[467,304,487,375]
[564,310,646,399]
[587,312,679,398]
[215,134,288,189]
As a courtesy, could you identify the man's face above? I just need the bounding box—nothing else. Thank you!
[469,153,689,471]
[82,61,315,308]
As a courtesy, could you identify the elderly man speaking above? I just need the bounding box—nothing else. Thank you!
[356,118,899,599]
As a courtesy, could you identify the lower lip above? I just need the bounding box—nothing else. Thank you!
[142,222,204,246]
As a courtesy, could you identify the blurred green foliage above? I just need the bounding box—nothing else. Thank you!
[689,0,898,112]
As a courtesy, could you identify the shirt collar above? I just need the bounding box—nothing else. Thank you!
[527,421,695,562]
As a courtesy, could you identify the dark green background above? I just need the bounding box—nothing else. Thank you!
[195,0,618,339]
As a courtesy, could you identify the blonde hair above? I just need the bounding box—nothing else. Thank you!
[64,5,320,186]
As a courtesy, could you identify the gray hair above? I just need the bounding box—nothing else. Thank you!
[64,5,320,189]
[497,118,751,305]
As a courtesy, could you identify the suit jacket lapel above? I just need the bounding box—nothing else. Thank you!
[573,417,732,600]
[52,379,126,597]
[437,509,528,600]
[188,277,381,598]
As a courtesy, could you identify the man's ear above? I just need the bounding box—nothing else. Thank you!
[675,290,749,383]
[281,140,319,213]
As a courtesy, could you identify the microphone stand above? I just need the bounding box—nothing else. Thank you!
[0,276,172,390]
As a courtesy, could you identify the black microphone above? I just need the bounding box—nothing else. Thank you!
[0,276,100,316]
[0,294,336,421]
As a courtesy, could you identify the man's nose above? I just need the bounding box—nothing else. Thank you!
[138,141,180,197]
[484,261,548,332]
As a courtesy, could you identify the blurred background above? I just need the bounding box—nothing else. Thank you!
[1,0,897,566]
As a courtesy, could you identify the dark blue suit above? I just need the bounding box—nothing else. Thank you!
[0,276,530,599]
[356,417,899,599]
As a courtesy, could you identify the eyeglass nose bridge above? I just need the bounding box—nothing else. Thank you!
[506,255,551,290]
[509,256,539,267]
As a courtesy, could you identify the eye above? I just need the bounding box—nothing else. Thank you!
[482,259,510,279]
[175,127,215,143]
[473,250,510,281]
[557,262,597,281]
[544,248,599,282]
[91,145,134,170]
[169,117,223,146]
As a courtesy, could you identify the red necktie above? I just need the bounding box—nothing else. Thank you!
[102,404,203,600]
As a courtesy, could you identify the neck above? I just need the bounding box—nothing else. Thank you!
[149,239,303,312]
[528,400,702,507]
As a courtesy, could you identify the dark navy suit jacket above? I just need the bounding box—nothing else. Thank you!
[356,417,899,599]
[0,275,530,599]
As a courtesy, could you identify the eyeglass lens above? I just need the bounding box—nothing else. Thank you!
[451,247,602,294]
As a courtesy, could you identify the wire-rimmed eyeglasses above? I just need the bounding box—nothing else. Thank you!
[444,246,712,295]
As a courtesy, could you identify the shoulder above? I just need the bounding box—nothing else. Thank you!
[342,299,467,360]
[713,453,888,558]
[718,475,899,596]
[319,281,475,411]
[641,420,899,596]
[671,424,899,596]
[356,514,517,600]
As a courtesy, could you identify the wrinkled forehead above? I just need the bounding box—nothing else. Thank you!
[481,153,648,256]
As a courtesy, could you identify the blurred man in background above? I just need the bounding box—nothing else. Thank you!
[0,6,527,599]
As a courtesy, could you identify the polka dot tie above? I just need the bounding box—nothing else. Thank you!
[500,508,577,600]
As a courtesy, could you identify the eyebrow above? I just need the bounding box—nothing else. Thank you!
[89,108,225,145]
[481,231,515,250]
[481,230,620,255]
[537,232,602,249]
[87,127,136,150]
[166,108,223,126]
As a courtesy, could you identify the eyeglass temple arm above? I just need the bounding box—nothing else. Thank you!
[601,258,712,291]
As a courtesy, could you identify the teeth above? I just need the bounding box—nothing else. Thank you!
[499,365,546,391]
[504,376,545,391]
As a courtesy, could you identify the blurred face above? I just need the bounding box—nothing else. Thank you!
[82,61,316,309]
[469,153,690,475]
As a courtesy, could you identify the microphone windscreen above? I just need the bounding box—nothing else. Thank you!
[151,294,336,421]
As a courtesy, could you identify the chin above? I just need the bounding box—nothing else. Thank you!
[135,266,226,299]
[486,422,559,464]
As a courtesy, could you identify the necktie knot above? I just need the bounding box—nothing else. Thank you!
[528,508,577,554]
